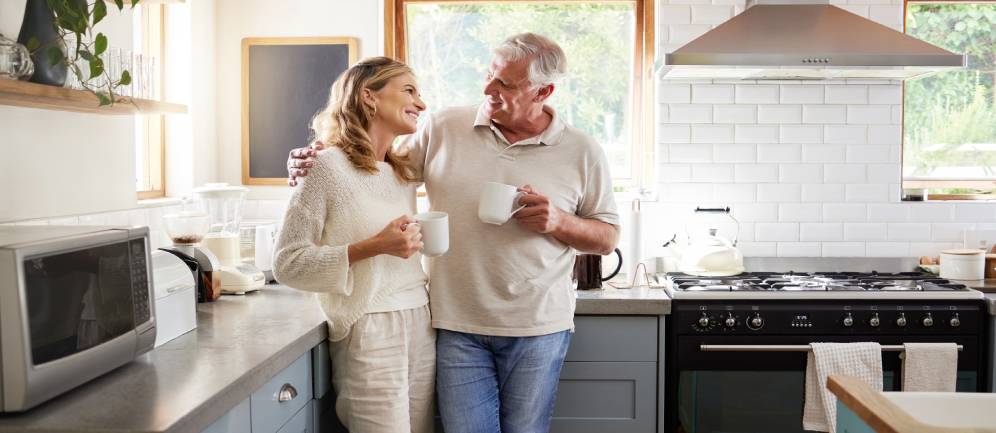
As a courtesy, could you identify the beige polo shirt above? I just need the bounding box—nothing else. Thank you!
[405,104,619,337]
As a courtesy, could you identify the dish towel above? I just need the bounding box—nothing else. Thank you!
[803,342,883,433]
[902,342,958,392]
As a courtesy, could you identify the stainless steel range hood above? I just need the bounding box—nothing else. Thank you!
[660,0,965,80]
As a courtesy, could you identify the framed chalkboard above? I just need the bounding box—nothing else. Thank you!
[241,37,358,185]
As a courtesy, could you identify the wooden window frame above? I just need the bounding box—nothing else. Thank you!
[137,4,167,200]
[384,0,656,194]
[901,0,996,200]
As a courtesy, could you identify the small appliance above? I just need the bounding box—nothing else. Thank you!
[193,183,265,294]
[678,207,744,277]
[151,250,196,347]
[0,225,155,412]
[160,211,222,302]
[239,220,277,282]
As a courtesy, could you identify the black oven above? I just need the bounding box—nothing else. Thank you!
[665,300,987,433]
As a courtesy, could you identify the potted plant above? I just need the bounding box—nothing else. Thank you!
[19,0,141,106]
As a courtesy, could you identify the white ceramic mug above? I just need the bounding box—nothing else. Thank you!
[478,182,527,225]
[412,211,449,257]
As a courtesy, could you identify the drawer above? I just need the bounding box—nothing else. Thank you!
[202,397,250,433]
[251,351,314,433]
[566,316,658,362]
[276,400,315,433]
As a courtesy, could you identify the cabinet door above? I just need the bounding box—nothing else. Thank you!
[202,397,250,433]
[551,361,656,433]
[252,351,314,433]
[566,316,658,362]
[277,400,316,433]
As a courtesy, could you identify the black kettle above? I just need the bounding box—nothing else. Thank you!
[573,248,623,290]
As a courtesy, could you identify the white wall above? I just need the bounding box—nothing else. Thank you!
[213,0,382,201]
[645,0,996,259]
[0,3,137,222]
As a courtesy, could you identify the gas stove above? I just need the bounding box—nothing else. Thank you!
[665,271,984,300]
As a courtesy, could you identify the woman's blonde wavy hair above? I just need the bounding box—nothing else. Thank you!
[310,57,417,182]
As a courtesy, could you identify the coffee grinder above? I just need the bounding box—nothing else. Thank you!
[193,183,265,295]
[161,211,222,302]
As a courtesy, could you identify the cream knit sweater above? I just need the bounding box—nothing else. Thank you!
[272,146,428,341]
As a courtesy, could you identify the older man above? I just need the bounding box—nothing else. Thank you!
[289,33,619,433]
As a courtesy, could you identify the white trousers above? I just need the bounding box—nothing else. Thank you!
[330,305,436,433]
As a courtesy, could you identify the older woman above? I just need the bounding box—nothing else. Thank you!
[272,57,433,433]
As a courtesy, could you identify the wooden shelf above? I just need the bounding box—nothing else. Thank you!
[0,79,186,115]
[104,0,185,4]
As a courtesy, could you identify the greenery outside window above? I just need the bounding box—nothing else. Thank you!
[903,1,996,200]
[136,4,165,200]
[385,0,655,193]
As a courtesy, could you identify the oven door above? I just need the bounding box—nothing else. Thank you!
[671,335,982,433]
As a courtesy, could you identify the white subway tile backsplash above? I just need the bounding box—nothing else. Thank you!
[866,242,909,257]
[658,164,693,182]
[756,222,800,241]
[757,143,802,163]
[846,145,892,163]
[823,204,867,221]
[802,144,846,163]
[931,223,975,242]
[824,125,867,144]
[866,125,901,145]
[692,125,735,143]
[887,223,931,241]
[866,163,901,184]
[844,223,888,241]
[669,143,714,162]
[868,85,902,105]
[670,104,714,123]
[801,184,845,202]
[712,144,757,162]
[847,105,893,124]
[777,242,821,257]
[739,241,777,257]
[908,204,954,222]
[868,5,902,29]
[780,85,824,104]
[826,85,868,104]
[837,4,870,18]
[780,204,823,222]
[822,242,866,257]
[824,164,866,183]
[909,242,960,257]
[659,124,692,143]
[691,164,734,182]
[733,203,778,222]
[713,105,756,124]
[691,5,734,24]
[758,105,802,124]
[866,204,909,221]
[692,84,735,103]
[800,222,843,241]
[257,200,288,220]
[670,24,714,45]
[713,183,757,202]
[779,164,823,183]
[658,5,693,24]
[658,83,692,103]
[954,203,996,222]
[662,183,714,201]
[758,184,802,202]
[735,125,779,143]
[802,105,847,124]
[780,125,823,143]
[735,164,779,183]
[735,85,779,104]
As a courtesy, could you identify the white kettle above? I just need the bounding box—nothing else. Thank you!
[678,207,744,277]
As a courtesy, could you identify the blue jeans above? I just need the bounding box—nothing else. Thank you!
[436,329,572,433]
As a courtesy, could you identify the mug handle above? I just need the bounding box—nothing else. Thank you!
[601,248,623,281]
[510,191,528,216]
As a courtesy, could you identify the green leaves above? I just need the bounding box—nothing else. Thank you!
[93,1,107,26]
[114,0,125,10]
[25,37,40,52]
[94,33,107,56]
[89,57,104,80]
[120,70,132,86]
[47,46,63,67]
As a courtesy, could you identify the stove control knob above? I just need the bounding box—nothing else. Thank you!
[949,313,961,328]
[896,313,908,328]
[724,313,736,329]
[922,313,934,328]
[698,313,710,328]
[868,313,881,328]
[748,314,764,330]
[842,313,854,328]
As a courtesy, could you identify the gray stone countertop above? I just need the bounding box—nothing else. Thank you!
[575,284,672,315]
[0,285,328,433]
[962,280,996,315]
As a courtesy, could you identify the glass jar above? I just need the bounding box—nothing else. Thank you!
[0,33,34,80]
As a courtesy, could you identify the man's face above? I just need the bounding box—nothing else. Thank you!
[482,56,541,126]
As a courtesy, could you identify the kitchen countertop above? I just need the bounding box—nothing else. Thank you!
[0,285,328,433]
[962,280,996,315]
[576,284,672,315]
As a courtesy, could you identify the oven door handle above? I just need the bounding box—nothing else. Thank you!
[699,344,963,352]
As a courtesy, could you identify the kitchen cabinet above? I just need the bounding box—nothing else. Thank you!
[203,341,332,433]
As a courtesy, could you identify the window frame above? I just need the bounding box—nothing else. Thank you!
[901,0,996,200]
[136,4,167,200]
[384,0,656,194]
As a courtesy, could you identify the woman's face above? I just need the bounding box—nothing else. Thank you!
[368,73,426,135]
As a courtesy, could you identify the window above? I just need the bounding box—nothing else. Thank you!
[385,0,654,192]
[136,4,165,200]
[903,2,996,199]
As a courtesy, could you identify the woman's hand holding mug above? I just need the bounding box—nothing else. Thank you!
[374,215,423,259]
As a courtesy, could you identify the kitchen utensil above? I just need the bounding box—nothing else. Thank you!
[0,33,33,80]
[161,211,221,302]
[162,211,210,248]
[939,249,984,281]
[412,211,449,257]
[478,182,526,225]
[679,207,744,277]
[573,248,623,290]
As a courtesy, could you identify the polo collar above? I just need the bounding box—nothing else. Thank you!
[473,103,566,146]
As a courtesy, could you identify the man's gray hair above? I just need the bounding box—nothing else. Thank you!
[494,32,567,89]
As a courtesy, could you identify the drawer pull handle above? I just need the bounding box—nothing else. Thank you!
[277,383,298,402]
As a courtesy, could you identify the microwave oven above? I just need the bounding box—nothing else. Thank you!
[0,225,156,412]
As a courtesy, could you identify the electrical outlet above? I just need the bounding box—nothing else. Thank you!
[963,229,996,252]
